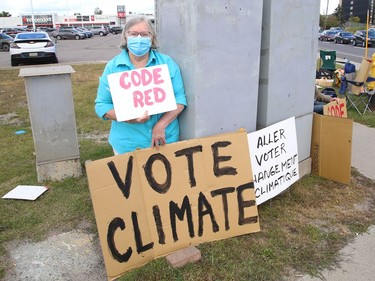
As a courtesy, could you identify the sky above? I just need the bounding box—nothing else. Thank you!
[320,0,340,15]
[1,1,340,17]
[0,0,155,16]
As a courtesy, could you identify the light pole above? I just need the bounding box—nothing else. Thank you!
[324,0,330,30]
[30,0,36,31]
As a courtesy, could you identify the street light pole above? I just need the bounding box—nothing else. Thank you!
[324,0,329,30]
[30,0,36,31]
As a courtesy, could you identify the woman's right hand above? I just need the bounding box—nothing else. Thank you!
[126,111,150,123]
[104,109,117,121]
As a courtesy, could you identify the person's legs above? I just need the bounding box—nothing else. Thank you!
[314,101,326,114]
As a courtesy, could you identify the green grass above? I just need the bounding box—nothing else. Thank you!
[1,65,375,280]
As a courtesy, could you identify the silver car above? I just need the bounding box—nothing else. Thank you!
[88,26,109,36]
[55,29,86,40]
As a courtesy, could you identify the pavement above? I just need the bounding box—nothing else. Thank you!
[3,123,375,281]
[295,122,375,281]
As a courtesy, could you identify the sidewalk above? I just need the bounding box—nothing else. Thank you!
[296,123,375,281]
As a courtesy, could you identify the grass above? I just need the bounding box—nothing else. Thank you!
[1,64,375,280]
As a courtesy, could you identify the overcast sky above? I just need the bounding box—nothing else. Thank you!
[1,1,340,17]
[320,0,340,15]
[0,0,155,16]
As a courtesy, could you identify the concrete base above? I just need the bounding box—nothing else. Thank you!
[36,159,82,183]
[166,246,201,268]
[298,157,312,179]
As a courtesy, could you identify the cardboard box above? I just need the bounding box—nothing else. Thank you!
[311,113,353,185]
[316,77,334,87]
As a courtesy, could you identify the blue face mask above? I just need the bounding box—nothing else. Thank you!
[127,36,151,57]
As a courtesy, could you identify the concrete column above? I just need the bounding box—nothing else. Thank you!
[257,0,320,176]
[19,65,82,182]
[156,0,263,140]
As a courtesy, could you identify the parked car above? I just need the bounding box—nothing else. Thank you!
[0,32,13,51]
[334,31,354,44]
[109,26,123,34]
[330,27,343,32]
[319,30,338,41]
[1,27,22,38]
[10,32,58,66]
[352,30,375,47]
[43,27,58,37]
[88,26,109,36]
[55,28,86,40]
[75,27,93,38]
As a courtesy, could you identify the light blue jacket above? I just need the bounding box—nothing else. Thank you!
[95,49,187,154]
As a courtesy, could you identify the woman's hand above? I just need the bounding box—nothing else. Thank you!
[126,111,150,123]
[104,109,117,121]
[151,123,166,149]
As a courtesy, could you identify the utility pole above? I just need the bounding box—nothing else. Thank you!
[30,0,36,31]
[324,0,329,30]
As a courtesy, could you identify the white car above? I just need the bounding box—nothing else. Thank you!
[10,32,58,66]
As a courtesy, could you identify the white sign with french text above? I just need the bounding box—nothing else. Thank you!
[247,117,299,205]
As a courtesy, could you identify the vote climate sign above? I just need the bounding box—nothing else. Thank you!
[86,130,260,280]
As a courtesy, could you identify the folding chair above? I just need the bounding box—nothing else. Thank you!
[319,50,336,71]
[317,50,337,79]
[339,59,375,114]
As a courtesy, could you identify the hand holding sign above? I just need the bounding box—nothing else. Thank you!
[108,64,177,122]
[323,98,347,118]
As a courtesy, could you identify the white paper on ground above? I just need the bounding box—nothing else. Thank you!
[2,185,48,200]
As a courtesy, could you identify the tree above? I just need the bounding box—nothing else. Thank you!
[94,7,103,15]
[333,5,345,26]
[0,11,12,17]
[349,16,360,23]
[319,14,340,30]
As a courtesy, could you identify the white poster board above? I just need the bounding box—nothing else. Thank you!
[2,185,48,200]
[108,64,177,121]
[247,117,299,205]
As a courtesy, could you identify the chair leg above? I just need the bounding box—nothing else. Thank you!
[363,94,374,114]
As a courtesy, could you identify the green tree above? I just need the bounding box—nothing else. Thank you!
[333,5,345,26]
[94,7,103,15]
[0,11,12,17]
[320,14,340,30]
[349,16,361,23]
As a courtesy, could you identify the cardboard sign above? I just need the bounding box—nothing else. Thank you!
[311,113,353,185]
[323,98,347,118]
[247,117,300,205]
[108,64,177,121]
[352,58,372,95]
[86,130,260,280]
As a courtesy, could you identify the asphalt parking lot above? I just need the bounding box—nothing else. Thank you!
[0,33,123,68]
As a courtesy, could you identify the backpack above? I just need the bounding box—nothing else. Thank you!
[321,87,337,98]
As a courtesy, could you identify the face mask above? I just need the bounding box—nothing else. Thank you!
[127,36,151,57]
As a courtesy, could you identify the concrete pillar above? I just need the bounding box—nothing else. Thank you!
[257,0,320,176]
[19,65,82,182]
[156,0,263,139]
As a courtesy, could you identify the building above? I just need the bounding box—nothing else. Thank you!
[0,13,154,29]
[342,0,375,24]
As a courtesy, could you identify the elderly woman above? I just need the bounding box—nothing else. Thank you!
[95,16,187,154]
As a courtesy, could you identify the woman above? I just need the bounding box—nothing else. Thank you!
[314,85,338,114]
[95,16,187,154]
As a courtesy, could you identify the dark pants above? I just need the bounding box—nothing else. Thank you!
[314,101,327,114]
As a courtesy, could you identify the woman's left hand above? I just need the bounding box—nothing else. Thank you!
[151,124,166,149]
